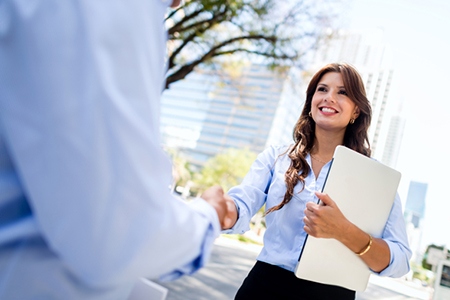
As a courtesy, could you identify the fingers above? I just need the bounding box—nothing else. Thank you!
[201,186,227,227]
[305,200,318,212]
[303,203,317,236]
[201,186,238,230]
[222,195,238,229]
[303,216,322,237]
[315,191,335,206]
[304,194,348,239]
[201,185,224,198]
[303,198,329,237]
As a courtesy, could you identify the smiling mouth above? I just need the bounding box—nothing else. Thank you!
[320,107,338,113]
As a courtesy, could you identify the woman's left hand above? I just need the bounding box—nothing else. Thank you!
[303,191,351,240]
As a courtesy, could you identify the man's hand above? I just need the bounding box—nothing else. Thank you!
[201,186,238,230]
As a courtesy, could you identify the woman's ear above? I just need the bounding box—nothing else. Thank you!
[353,107,360,119]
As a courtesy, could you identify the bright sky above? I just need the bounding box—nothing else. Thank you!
[344,0,450,250]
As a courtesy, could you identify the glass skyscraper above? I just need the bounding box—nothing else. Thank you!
[404,181,428,263]
[404,181,428,229]
[160,64,303,169]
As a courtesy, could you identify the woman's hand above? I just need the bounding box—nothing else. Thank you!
[223,194,238,230]
[303,191,351,240]
[201,186,238,230]
[304,191,391,272]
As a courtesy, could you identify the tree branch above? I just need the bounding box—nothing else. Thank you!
[168,7,205,35]
[166,34,282,88]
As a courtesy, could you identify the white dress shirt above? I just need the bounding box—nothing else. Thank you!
[0,0,220,299]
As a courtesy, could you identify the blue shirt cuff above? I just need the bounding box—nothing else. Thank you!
[373,240,411,277]
[158,198,220,281]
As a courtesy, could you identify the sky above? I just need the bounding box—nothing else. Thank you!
[343,0,450,249]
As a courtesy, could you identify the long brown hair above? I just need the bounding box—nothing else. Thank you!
[265,63,372,215]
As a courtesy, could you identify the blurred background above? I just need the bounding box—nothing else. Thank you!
[160,0,450,298]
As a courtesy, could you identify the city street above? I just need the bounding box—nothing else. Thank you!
[157,236,432,300]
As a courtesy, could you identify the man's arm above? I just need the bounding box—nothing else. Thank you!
[0,0,226,287]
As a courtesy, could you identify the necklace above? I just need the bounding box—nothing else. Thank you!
[310,154,329,164]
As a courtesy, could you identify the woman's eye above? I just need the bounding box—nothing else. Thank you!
[338,90,348,95]
[317,87,326,92]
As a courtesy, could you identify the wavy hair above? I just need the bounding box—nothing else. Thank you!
[265,63,372,215]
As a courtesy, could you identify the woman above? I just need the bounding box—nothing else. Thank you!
[223,63,411,299]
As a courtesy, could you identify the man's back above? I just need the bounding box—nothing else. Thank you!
[0,1,222,298]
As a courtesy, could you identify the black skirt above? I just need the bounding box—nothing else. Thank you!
[235,261,355,300]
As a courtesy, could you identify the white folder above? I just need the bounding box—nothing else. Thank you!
[295,145,401,291]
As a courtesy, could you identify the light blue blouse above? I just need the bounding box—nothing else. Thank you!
[227,145,411,278]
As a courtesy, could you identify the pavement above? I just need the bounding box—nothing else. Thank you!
[365,275,432,300]
[158,235,433,300]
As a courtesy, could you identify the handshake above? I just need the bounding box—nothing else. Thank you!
[200,186,238,230]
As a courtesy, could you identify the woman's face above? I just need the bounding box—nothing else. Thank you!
[310,72,360,132]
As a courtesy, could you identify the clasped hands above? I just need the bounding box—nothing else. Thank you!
[201,188,351,234]
[201,186,237,230]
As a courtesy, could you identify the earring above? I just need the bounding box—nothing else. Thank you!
[309,111,312,117]
[349,118,355,124]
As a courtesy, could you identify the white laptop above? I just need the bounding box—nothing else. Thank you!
[294,145,401,291]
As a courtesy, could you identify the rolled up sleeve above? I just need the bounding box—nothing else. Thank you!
[224,146,278,235]
[375,194,412,277]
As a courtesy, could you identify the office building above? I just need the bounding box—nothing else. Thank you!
[404,181,427,228]
[161,28,406,171]
[404,181,428,263]
[381,113,406,168]
[160,64,303,169]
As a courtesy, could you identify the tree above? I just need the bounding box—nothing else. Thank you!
[164,0,340,88]
[192,147,258,194]
[164,147,193,191]
[422,244,450,271]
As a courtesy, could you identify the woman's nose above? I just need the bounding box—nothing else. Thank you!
[324,93,336,103]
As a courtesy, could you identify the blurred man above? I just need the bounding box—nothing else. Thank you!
[0,0,233,298]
